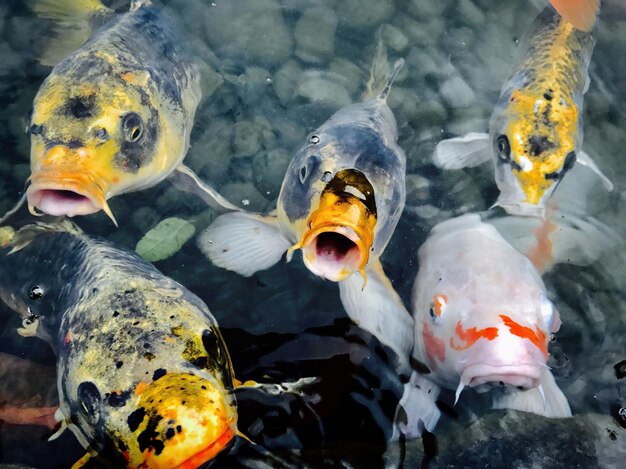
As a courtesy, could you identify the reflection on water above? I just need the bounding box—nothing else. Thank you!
[0,0,624,467]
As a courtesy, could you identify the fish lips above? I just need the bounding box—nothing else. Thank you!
[460,362,543,391]
[26,171,117,225]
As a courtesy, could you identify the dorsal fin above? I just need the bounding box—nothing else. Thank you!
[8,220,84,253]
[549,0,600,32]
[363,36,405,101]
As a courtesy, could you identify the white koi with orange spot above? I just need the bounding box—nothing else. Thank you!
[397,214,571,439]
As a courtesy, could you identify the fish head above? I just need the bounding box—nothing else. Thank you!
[61,315,238,467]
[0,224,84,335]
[26,67,164,224]
[418,286,560,397]
[278,124,404,282]
[490,89,579,216]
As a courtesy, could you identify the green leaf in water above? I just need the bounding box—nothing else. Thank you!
[135,217,196,262]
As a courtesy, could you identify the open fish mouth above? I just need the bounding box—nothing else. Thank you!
[26,172,117,225]
[298,223,369,282]
[289,169,377,282]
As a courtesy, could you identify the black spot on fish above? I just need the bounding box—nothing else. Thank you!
[176,425,182,433]
[144,352,156,361]
[545,171,560,181]
[152,368,167,381]
[127,408,146,432]
[543,91,553,101]
[528,135,554,157]
[143,342,151,349]
[116,361,124,369]
[113,311,120,317]
[165,428,175,439]
[108,391,129,408]
[137,415,165,455]
[64,95,96,119]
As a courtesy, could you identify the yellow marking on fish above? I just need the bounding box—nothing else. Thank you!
[504,13,582,205]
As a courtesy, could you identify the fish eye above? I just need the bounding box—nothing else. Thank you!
[321,171,332,183]
[28,124,44,136]
[95,127,109,140]
[29,285,44,300]
[540,295,558,332]
[495,135,511,161]
[309,134,320,144]
[429,294,447,322]
[122,113,144,143]
[77,381,101,425]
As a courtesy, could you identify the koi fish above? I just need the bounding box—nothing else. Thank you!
[197,43,414,373]
[0,221,242,468]
[1,0,236,227]
[398,214,573,439]
[434,2,612,217]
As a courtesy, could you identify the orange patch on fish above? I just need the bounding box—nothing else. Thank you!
[450,321,498,350]
[500,314,548,358]
[549,0,599,32]
[526,219,557,274]
[134,381,148,396]
[64,332,72,346]
[422,321,446,365]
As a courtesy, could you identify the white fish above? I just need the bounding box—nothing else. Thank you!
[399,214,572,438]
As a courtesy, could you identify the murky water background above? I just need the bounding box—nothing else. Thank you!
[0,0,624,467]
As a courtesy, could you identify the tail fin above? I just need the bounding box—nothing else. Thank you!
[28,0,112,66]
[549,0,600,32]
[363,36,405,101]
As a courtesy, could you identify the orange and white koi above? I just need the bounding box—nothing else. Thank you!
[434,1,612,217]
[397,214,571,439]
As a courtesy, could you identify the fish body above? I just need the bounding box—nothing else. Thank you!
[0,222,238,468]
[199,46,414,373]
[399,214,571,438]
[434,5,611,217]
[0,0,238,227]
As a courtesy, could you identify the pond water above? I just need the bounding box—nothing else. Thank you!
[0,0,624,467]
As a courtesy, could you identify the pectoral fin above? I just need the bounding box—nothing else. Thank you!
[492,368,571,418]
[339,260,414,375]
[170,165,242,213]
[433,132,491,169]
[197,212,291,277]
[576,151,614,191]
[392,371,441,440]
